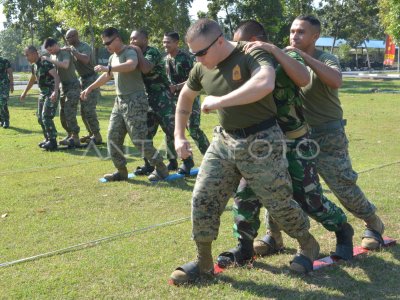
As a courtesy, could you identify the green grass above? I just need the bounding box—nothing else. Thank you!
[1,79,399,299]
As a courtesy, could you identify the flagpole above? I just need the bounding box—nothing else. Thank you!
[398,44,399,73]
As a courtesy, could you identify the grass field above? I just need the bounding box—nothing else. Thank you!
[0,78,399,299]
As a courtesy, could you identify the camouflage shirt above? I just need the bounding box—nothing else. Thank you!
[32,59,56,95]
[0,57,11,86]
[142,46,171,95]
[164,49,194,87]
[274,51,306,133]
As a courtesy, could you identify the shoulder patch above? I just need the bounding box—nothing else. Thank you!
[232,64,241,81]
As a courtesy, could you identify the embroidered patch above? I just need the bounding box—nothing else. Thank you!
[232,64,241,81]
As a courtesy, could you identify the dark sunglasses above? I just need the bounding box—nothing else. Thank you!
[103,36,117,46]
[191,33,223,57]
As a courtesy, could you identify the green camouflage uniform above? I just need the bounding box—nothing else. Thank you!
[302,50,376,220]
[0,57,11,124]
[186,43,310,243]
[32,59,59,139]
[165,50,209,154]
[108,47,164,169]
[233,51,347,241]
[52,50,80,135]
[142,46,177,159]
[72,41,101,136]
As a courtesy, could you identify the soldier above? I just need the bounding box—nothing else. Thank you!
[280,15,384,250]
[20,46,60,151]
[170,19,319,285]
[64,29,103,145]
[163,31,210,175]
[43,38,81,147]
[0,56,14,128]
[81,27,169,182]
[129,29,178,175]
[216,20,353,268]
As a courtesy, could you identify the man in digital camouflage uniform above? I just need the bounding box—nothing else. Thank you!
[20,46,60,151]
[81,27,169,182]
[216,20,354,268]
[284,15,385,251]
[163,31,210,174]
[64,29,103,145]
[170,19,319,285]
[129,29,178,175]
[0,55,13,128]
[43,37,81,147]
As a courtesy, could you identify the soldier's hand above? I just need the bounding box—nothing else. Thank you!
[201,95,220,114]
[41,56,49,62]
[94,65,107,72]
[19,94,26,102]
[80,88,91,101]
[10,85,14,93]
[175,138,192,159]
[61,46,72,52]
[50,91,58,102]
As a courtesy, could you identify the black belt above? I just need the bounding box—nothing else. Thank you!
[81,72,96,80]
[225,117,277,138]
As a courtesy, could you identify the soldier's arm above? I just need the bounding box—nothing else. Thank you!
[128,45,154,74]
[20,74,36,101]
[95,58,137,73]
[202,66,275,113]
[71,49,90,65]
[7,67,14,93]
[175,85,199,159]
[48,68,60,101]
[286,46,342,89]
[81,72,110,100]
[44,56,71,70]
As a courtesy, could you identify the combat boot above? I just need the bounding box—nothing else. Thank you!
[290,233,319,273]
[167,159,178,171]
[42,139,58,151]
[80,135,92,143]
[134,158,154,176]
[177,156,195,175]
[2,121,9,128]
[217,238,255,268]
[253,230,284,256]
[91,132,103,145]
[148,162,169,181]
[103,167,128,182]
[333,222,354,260]
[59,135,71,145]
[170,241,214,285]
[38,138,48,148]
[361,214,385,250]
[68,133,81,148]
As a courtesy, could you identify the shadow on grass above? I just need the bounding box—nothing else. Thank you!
[125,176,195,192]
[1,126,43,135]
[341,80,400,95]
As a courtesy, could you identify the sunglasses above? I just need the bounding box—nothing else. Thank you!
[103,36,117,46]
[191,33,223,57]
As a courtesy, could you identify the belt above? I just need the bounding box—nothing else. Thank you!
[285,126,308,139]
[310,119,347,133]
[225,117,277,138]
[81,72,96,80]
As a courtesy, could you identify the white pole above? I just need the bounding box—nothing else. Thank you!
[398,44,399,73]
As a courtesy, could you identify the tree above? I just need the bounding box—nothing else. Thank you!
[378,0,400,43]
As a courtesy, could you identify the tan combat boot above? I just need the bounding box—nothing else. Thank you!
[148,162,169,181]
[91,132,103,145]
[253,230,284,256]
[80,134,92,143]
[170,241,214,285]
[361,214,385,250]
[290,233,320,273]
[103,167,128,182]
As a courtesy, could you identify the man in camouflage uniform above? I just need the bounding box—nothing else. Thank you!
[216,21,353,268]
[0,56,14,128]
[129,29,178,175]
[20,46,60,151]
[43,37,81,147]
[64,29,102,145]
[170,19,319,285]
[163,31,210,174]
[81,27,169,182]
[287,16,384,250]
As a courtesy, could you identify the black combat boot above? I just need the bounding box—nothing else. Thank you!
[134,158,155,175]
[177,156,194,175]
[217,238,255,268]
[42,139,58,151]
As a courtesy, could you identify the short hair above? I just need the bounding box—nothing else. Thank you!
[134,29,148,39]
[102,27,120,38]
[185,18,222,43]
[164,32,180,41]
[43,38,57,49]
[235,20,267,42]
[295,15,321,33]
[25,45,38,53]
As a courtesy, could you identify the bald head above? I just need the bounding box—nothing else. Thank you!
[185,18,222,43]
[65,29,79,46]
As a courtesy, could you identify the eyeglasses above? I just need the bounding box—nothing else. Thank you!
[103,36,117,46]
[191,33,223,57]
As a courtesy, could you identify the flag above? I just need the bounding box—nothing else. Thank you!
[383,35,396,65]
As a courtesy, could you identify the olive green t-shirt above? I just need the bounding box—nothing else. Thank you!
[73,41,95,77]
[52,50,78,84]
[300,49,343,127]
[108,47,145,96]
[187,42,276,130]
